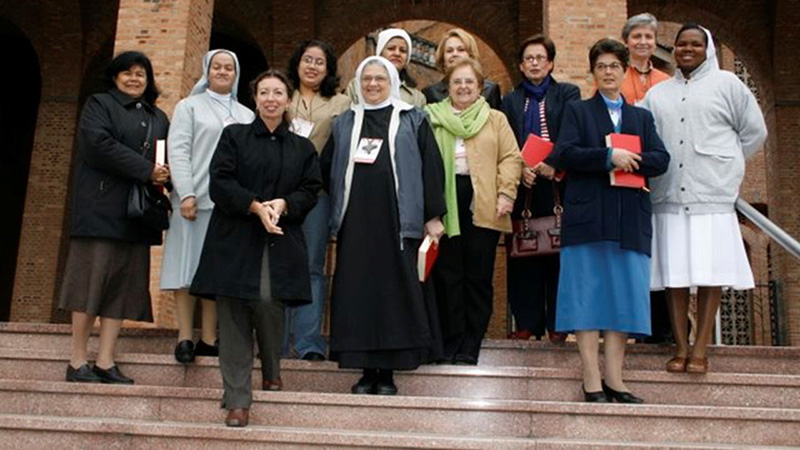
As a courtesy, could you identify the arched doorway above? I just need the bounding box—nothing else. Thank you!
[0,19,41,321]
[209,23,270,112]
[338,20,514,97]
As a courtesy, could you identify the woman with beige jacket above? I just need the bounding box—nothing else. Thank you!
[426,57,523,365]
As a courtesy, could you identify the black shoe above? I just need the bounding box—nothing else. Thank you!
[66,363,102,383]
[194,339,219,357]
[93,365,134,384]
[174,340,195,363]
[375,380,398,395]
[582,384,609,403]
[602,381,644,404]
[351,374,377,394]
[302,352,326,362]
[453,354,478,366]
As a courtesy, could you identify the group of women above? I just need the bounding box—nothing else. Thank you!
[57,14,766,426]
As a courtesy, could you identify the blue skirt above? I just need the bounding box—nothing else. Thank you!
[555,241,651,337]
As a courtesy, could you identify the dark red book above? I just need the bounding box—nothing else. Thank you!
[606,133,645,189]
[418,235,439,282]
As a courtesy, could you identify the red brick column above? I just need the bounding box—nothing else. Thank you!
[270,0,315,69]
[770,1,800,345]
[543,0,628,97]
[10,2,84,322]
[115,0,214,327]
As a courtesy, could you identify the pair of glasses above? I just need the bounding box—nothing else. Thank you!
[451,78,477,86]
[301,55,326,67]
[523,55,549,64]
[361,75,389,84]
[595,62,624,71]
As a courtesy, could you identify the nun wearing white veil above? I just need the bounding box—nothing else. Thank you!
[641,24,767,374]
[161,49,255,364]
[345,28,427,107]
[322,56,446,395]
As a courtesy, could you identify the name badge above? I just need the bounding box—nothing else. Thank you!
[290,117,315,138]
[223,116,238,127]
[354,138,383,164]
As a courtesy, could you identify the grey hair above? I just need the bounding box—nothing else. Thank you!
[622,13,658,41]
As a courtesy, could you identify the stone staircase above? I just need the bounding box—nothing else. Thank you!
[0,322,798,449]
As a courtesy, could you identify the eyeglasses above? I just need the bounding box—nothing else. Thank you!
[301,55,326,67]
[361,75,389,85]
[451,78,478,87]
[595,62,624,72]
[523,55,549,64]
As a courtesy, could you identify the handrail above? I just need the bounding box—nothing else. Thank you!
[736,197,800,260]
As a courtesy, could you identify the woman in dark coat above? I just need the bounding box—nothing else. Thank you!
[501,34,581,342]
[322,56,446,396]
[190,70,321,427]
[551,39,669,403]
[59,51,170,385]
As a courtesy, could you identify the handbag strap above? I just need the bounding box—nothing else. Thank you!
[140,114,154,157]
[552,181,563,216]
[521,187,533,218]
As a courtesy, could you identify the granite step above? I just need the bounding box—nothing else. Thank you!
[0,380,797,446]
[1,349,798,409]
[1,322,798,374]
[1,414,792,450]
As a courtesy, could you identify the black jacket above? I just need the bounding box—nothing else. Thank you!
[190,119,322,304]
[552,93,670,256]
[69,89,169,245]
[501,78,581,218]
[422,79,502,110]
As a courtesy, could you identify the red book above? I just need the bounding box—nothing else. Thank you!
[606,133,645,189]
[520,133,565,182]
[418,235,439,282]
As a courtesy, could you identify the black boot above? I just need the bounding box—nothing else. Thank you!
[351,369,377,394]
[375,369,397,396]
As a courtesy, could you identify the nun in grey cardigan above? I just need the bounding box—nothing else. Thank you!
[161,49,254,363]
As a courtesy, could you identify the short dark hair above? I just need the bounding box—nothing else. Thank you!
[105,51,160,104]
[287,39,341,98]
[675,23,708,47]
[589,38,629,72]
[250,69,294,123]
[518,34,556,63]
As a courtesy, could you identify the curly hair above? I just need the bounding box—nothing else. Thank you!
[286,39,341,98]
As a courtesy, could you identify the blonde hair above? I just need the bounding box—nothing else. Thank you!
[443,57,485,92]
[435,28,480,72]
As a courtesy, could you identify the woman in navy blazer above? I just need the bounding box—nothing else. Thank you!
[551,39,669,403]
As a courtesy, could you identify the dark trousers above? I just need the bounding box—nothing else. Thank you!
[506,253,559,335]
[434,176,500,360]
[217,248,285,409]
[648,290,673,342]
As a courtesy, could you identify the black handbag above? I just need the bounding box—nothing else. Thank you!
[126,116,171,231]
[128,182,171,231]
[506,183,562,258]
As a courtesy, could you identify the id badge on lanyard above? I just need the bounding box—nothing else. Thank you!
[354,138,383,164]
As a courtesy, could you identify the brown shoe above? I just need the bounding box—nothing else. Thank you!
[225,408,249,427]
[262,378,282,391]
[685,357,709,374]
[666,356,687,373]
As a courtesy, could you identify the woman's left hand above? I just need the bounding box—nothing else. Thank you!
[424,217,445,244]
[496,195,514,219]
[263,198,287,217]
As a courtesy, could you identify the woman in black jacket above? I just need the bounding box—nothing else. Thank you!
[191,69,321,428]
[59,51,170,385]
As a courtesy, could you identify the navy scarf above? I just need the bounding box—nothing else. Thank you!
[521,75,551,138]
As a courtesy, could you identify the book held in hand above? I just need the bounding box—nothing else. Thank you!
[520,133,565,182]
[417,235,439,282]
[606,133,645,189]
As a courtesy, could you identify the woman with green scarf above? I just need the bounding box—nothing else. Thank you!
[426,57,523,365]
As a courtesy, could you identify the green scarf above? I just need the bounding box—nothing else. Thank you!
[425,97,490,237]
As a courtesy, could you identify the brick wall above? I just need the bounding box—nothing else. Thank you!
[544,0,628,97]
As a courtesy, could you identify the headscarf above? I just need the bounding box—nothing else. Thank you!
[339,56,412,228]
[189,49,243,99]
[375,28,413,66]
[677,26,719,81]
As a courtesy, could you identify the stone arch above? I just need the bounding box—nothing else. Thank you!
[315,0,522,86]
[0,18,41,321]
[210,13,271,111]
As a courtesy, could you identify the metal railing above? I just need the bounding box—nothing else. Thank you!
[735,197,800,260]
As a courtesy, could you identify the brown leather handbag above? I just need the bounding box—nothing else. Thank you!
[506,184,562,258]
